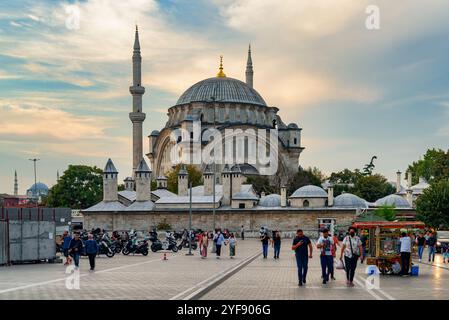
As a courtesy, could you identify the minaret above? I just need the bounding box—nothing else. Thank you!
[14,170,18,196]
[245,44,253,88]
[129,25,146,176]
[57,170,60,182]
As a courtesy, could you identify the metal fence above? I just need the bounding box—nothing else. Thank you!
[0,207,70,265]
[0,220,9,265]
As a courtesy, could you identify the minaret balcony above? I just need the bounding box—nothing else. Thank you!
[129,85,145,95]
[129,112,146,122]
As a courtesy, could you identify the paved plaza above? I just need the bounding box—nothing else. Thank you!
[0,239,447,300]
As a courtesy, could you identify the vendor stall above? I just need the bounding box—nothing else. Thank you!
[352,221,425,275]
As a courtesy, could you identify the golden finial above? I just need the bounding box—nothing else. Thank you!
[216,55,226,77]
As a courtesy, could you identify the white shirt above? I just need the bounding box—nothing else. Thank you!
[400,236,412,253]
[317,236,334,256]
[342,235,362,258]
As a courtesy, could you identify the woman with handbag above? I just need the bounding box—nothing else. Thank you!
[340,227,363,287]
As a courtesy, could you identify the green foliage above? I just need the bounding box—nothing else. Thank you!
[156,219,172,231]
[329,168,363,185]
[416,179,449,229]
[374,205,397,221]
[151,180,157,190]
[287,167,324,195]
[166,164,203,194]
[407,148,449,185]
[352,174,396,202]
[246,176,277,195]
[45,165,103,209]
[118,184,125,191]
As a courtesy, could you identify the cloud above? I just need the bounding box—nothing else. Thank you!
[0,102,112,142]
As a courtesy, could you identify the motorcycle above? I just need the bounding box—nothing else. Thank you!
[98,233,115,258]
[150,233,178,253]
[122,237,149,256]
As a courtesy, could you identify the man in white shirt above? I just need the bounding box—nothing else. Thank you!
[316,228,336,284]
[399,232,412,276]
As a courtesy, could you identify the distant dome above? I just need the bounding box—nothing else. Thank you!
[375,194,410,208]
[27,182,49,197]
[150,130,160,136]
[334,193,367,208]
[259,194,281,207]
[288,123,299,129]
[176,77,267,107]
[410,177,430,195]
[290,185,327,198]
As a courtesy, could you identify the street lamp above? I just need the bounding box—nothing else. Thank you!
[28,158,40,206]
[186,181,194,256]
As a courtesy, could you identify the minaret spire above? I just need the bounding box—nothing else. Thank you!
[245,44,253,88]
[129,25,146,175]
[14,170,18,196]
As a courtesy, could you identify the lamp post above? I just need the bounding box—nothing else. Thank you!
[28,158,40,206]
[186,181,194,256]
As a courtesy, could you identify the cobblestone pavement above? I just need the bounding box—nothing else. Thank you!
[201,243,449,300]
[0,239,259,300]
[1,239,447,300]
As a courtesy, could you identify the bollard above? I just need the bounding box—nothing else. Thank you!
[163,253,167,261]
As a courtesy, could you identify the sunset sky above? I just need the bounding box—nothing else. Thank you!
[1,0,449,194]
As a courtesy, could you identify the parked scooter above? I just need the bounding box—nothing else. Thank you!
[98,233,115,258]
[150,232,178,253]
[122,234,149,256]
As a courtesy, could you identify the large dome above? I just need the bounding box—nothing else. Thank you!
[290,185,328,198]
[375,194,411,208]
[175,77,267,107]
[334,193,367,208]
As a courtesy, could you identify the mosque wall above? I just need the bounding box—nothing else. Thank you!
[83,209,357,238]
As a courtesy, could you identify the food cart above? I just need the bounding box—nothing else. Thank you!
[352,221,425,275]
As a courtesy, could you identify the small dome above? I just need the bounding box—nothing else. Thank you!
[150,130,160,136]
[334,193,367,208]
[290,185,327,198]
[375,194,410,208]
[288,123,299,129]
[176,77,267,107]
[259,194,281,207]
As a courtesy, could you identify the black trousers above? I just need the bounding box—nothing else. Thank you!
[344,256,358,282]
[401,252,411,275]
[88,253,96,270]
[241,232,245,240]
[216,244,222,256]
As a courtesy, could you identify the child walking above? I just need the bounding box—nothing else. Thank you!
[228,233,236,259]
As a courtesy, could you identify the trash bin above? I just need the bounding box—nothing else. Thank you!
[411,265,419,276]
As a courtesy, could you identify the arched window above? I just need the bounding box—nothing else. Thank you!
[303,200,310,207]
[294,138,297,145]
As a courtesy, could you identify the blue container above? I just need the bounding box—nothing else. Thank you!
[411,265,419,276]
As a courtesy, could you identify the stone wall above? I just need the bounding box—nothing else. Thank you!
[83,208,357,239]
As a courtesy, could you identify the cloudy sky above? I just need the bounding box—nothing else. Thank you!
[1,0,449,194]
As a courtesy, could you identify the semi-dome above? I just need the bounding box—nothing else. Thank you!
[375,194,411,208]
[334,193,367,208]
[288,123,299,129]
[259,194,281,207]
[290,185,328,198]
[150,130,160,136]
[175,77,267,107]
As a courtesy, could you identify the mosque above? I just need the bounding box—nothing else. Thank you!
[82,27,419,236]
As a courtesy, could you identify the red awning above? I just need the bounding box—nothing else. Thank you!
[352,221,425,229]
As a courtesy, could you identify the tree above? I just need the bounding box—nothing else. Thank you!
[246,176,277,195]
[166,164,203,194]
[374,205,396,221]
[45,165,103,209]
[351,174,396,202]
[287,167,323,195]
[416,179,449,229]
[407,148,449,185]
[328,168,363,197]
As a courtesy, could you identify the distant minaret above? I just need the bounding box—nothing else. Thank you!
[14,170,18,196]
[245,44,253,88]
[129,25,146,176]
[57,170,60,182]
